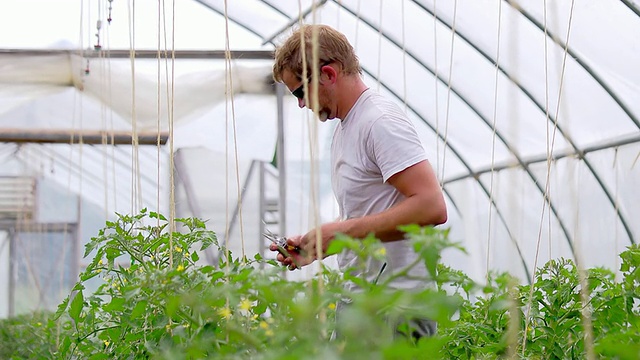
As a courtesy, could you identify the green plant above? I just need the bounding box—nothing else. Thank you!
[0,311,59,359]
[2,210,640,359]
[47,210,459,359]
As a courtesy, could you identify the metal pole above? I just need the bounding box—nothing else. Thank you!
[8,228,15,317]
[0,49,274,60]
[258,161,266,269]
[73,197,81,284]
[0,129,169,145]
[276,83,286,238]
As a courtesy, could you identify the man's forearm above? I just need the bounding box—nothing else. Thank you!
[339,192,447,242]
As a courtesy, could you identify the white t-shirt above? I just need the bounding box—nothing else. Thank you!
[331,88,430,291]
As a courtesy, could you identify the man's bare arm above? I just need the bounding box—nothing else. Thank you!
[337,159,447,242]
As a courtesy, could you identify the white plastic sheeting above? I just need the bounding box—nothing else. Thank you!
[0,0,638,314]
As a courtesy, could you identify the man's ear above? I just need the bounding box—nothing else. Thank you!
[321,64,338,84]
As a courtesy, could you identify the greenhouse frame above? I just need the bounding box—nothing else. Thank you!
[0,0,639,358]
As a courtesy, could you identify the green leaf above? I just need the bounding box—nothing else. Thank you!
[59,336,72,355]
[166,295,182,317]
[130,300,148,319]
[80,270,101,282]
[326,237,350,255]
[69,290,84,324]
[150,211,167,221]
[103,297,126,312]
[54,295,70,320]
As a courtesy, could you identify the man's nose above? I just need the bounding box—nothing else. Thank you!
[298,97,306,109]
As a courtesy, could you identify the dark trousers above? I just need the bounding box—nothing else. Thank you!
[331,300,437,341]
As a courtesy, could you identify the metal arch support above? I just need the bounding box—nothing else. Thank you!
[408,0,637,244]
[258,0,291,19]
[504,0,640,130]
[361,67,532,283]
[192,0,268,41]
[621,0,640,17]
[413,0,635,244]
[194,0,331,47]
[444,133,640,183]
[261,0,330,46]
[501,0,637,244]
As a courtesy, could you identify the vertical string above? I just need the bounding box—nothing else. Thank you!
[126,0,141,215]
[221,0,245,261]
[375,0,384,92]
[485,0,503,280]
[168,0,177,265]
[523,0,553,348]
[432,0,443,186]
[439,0,457,186]
[400,0,407,111]
[613,148,620,279]
[156,0,162,228]
[523,1,587,356]
[308,0,327,338]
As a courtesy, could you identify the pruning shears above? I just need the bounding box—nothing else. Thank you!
[262,223,306,258]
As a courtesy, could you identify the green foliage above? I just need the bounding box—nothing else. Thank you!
[1,210,639,359]
[0,311,59,359]
[439,249,640,360]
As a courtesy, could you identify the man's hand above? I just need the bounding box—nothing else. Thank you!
[269,235,313,270]
[269,221,347,270]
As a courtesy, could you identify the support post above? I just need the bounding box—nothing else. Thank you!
[8,228,15,317]
[276,83,287,238]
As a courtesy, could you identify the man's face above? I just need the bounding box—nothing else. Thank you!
[282,68,333,122]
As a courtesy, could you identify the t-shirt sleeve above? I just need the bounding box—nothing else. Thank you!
[368,115,428,183]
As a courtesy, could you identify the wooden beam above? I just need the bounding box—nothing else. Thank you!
[0,129,169,145]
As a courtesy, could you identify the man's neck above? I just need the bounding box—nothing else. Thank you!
[336,77,369,120]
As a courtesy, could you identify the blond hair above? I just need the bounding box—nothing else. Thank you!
[272,24,361,82]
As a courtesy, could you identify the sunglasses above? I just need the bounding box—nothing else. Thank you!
[291,62,332,100]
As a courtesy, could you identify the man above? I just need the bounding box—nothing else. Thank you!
[270,24,448,338]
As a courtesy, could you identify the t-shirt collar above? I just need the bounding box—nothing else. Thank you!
[341,88,371,126]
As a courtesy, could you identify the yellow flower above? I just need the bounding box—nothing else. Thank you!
[328,303,336,310]
[98,259,103,265]
[175,246,183,253]
[104,340,110,347]
[218,307,232,319]
[265,329,274,337]
[259,321,269,329]
[375,247,386,257]
[239,298,252,311]
[177,265,185,272]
